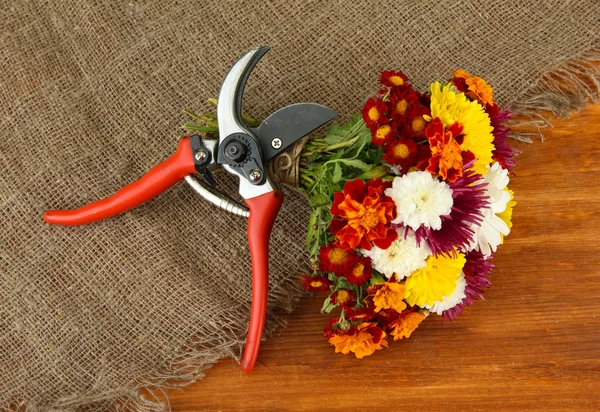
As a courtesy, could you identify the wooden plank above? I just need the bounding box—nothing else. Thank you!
[162,104,600,411]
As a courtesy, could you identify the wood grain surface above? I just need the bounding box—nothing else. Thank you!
[161,105,600,411]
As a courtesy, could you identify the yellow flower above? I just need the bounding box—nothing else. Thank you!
[328,323,388,359]
[373,282,407,313]
[404,251,466,307]
[426,82,495,174]
[390,312,426,340]
[497,188,516,243]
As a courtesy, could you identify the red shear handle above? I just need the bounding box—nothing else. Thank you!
[44,137,197,226]
[241,189,284,373]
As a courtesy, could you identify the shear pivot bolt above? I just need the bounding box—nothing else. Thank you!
[249,169,262,182]
[224,140,246,162]
[271,138,282,149]
[194,149,207,162]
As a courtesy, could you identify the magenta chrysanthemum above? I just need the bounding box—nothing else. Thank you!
[404,165,489,256]
[491,108,518,171]
[442,250,495,322]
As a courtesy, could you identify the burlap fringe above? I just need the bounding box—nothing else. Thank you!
[25,279,305,412]
[509,43,600,142]
[269,44,600,186]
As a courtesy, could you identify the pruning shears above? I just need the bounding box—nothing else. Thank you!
[44,46,337,372]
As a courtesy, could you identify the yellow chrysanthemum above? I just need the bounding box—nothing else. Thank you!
[426,82,495,174]
[497,188,516,243]
[403,251,466,307]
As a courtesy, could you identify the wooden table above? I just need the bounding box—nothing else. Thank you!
[163,105,600,411]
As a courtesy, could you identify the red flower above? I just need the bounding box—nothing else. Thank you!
[425,117,475,182]
[380,70,408,88]
[372,123,393,146]
[361,97,388,130]
[345,306,377,322]
[329,178,398,250]
[382,137,418,173]
[405,103,431,136]
[301,274,331,291]
[331,289,356,307]
[376,308,403,329]
[389,86,420,121]
[318,242,358,275]
[324,317,343,339]
[345,257,373,285]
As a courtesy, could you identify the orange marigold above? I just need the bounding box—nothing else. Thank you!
[451,69,494,108]
[389,311,425,340]
[373,281,407,313]
[329,178,398,251]
[328,322,388,359]
[425,117,475,182]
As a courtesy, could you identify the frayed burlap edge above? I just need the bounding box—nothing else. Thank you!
[509,42,600,142]
[20,44,599,412]
[22,275,306,412]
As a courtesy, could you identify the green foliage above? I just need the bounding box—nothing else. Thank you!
[299,115,388,262]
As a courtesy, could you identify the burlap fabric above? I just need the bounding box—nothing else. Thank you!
[1,1,598,410]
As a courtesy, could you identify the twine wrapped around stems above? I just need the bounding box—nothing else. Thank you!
[267,136,311,189]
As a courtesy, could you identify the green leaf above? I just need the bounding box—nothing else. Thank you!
[370,271,386,285]
[324,124,343,145]
[310,193,329,208]
[332,163,342,183]
[321,296,337,314]
[335,276,352,290]
[339,158,370,171]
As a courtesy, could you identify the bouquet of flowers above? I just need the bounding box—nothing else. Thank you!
[184,69,517,359]
[297,70,517,358]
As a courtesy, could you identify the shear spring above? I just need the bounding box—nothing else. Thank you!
[184,175,249,218]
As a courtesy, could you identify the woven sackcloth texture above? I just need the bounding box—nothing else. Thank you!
[1,1,598,410]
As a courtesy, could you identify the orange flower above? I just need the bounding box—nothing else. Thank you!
[425,117,475,182]
[373,282,407,313]
[389,311,425,340]
[330,178,398,251]
[451,69,494,108]
[328,322,388,359]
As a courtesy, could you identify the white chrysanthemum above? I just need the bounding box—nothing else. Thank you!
[360,231,431,280]
[468,162,512,256]
[385,171,454,231]
[424,273,467,315]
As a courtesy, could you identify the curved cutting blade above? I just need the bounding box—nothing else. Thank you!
[251,103,338,162]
